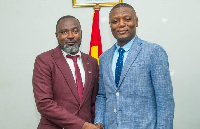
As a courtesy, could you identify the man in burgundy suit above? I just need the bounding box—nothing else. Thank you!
[32,15,99,129]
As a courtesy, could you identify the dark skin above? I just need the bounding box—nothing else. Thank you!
[109,6,138,47]
[95,6,138,129]
[55,17,82,55]
[56,17,97,129]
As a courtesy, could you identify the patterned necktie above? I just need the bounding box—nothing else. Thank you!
[115,48,125,87]
[66,55,83,100]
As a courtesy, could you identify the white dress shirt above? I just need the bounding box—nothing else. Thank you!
[61,50,85,87]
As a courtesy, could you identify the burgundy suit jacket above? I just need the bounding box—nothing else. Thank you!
[32,46,99,129]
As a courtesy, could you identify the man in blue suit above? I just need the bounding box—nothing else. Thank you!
[95,3,175,129]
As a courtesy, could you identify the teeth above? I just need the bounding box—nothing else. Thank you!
[119,31,126,34]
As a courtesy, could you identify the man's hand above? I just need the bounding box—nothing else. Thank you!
[81,122,97,129]
[95,122,103,129]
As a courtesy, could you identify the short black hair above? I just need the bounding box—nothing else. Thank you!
[111,3,134,12]
[109,3,137,19]
[56,15,81,32]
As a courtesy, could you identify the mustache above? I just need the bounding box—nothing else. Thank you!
[64,39,77,44]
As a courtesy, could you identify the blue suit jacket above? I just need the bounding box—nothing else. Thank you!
[95,36,175,129]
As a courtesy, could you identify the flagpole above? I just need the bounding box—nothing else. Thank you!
[93,3,100,11]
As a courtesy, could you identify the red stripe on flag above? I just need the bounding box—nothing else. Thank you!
[89,10,103,58]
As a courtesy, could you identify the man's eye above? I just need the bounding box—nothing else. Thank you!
[73,30,78,33]
[112,20,118,24]
[60,31,67,34]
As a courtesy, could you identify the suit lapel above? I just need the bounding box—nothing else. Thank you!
[107,45,117,90]
[118,36,142,88]
[80,52,92,106]
[52,46,80,104]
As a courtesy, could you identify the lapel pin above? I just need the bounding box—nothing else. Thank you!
[88,71,91,73]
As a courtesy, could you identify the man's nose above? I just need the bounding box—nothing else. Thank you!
[119,19,125,27]
[67,31,74,39]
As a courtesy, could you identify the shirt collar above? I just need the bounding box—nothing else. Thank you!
[115,35,137,52]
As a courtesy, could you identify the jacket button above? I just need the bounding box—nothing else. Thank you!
[114,109,117,113]
[116,92,119,96]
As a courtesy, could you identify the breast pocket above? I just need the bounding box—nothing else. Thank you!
[128,61,152,96]
[131,61,145,67]
[128,61,148,75]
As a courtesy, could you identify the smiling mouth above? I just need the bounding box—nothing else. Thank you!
[118,30,127,34]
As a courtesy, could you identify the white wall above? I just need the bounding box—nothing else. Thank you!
[0,0,199,128]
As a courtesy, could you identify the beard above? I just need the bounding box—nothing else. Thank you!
[59,41,80,54]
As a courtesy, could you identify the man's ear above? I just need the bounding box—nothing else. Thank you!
[109,21,112,29]
[55,32,58,38]
[136,18,138,27]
